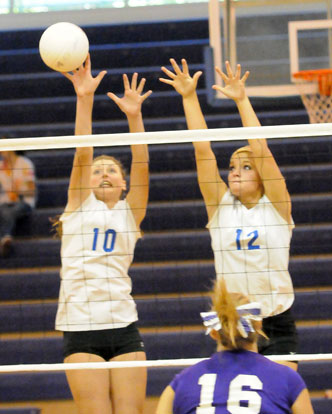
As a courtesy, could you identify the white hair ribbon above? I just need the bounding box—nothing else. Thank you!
[236,302,262,338]
[200,302,262,337]
[200,311,222,334]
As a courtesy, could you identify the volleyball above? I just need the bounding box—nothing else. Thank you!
[39,22,89,72]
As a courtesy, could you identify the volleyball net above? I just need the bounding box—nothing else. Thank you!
[0,124,332,403]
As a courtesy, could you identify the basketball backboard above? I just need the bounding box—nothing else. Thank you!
[209,0,332,98]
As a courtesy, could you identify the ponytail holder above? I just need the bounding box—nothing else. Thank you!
[236,302,262,338]
[200,311,222,334]
[200,302,262,337]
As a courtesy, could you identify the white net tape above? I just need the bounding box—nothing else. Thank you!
[0,123,332,151]
[1,354,332,373]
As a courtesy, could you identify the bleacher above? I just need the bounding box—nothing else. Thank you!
[0,10,332,414]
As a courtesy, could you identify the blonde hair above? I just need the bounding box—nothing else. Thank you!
[230,145,253,160]
[211,279,266,349]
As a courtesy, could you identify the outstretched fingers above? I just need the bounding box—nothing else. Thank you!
[136,77,146,95]
[122,73,130,91]
[234,63,242,79]
[160,57,187,80]
[159,76,174,85]
[215,62,249,85]
[192,71,203,83]
[160,65,176,80]
[130,72,138,91]
[95,70,107,86]
[107,91,120,104]
[141,89,153,102]
[61,71,73,81]
[241,70,250,83]
[225,60,234,78]
[108,73,152,104]
[215,66,229,83]
[179,58,189,75]
[169,58,183,75]
[83,53,91,72]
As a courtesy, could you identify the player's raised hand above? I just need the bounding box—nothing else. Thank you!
[213,61,249,102]
[107,73,152,118]
[160,58,202,98]
[62,53,107,98]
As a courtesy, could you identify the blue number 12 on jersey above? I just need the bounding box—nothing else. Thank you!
[235,229,260,251]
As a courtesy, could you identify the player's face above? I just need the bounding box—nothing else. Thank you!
[228,152,263,203]
[90,159,126,202]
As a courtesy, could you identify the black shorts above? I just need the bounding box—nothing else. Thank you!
[63,322,145,361]
[258,308,298,356]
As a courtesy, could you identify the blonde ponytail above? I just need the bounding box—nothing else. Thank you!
[211,279,266,349]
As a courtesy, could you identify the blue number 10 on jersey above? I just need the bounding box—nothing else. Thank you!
[92,228,117,252]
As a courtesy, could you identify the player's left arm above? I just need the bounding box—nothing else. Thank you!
[214,62,292,224]
[291,388,314,414]
[156,386,175,414]
[107,73,152,228]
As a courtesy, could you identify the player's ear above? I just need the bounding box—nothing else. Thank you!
[209,329,220,342]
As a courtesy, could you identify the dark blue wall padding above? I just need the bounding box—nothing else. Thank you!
[1,223,331,270]
[29,137,332,180]
[1,257,332,302]
[33,164,332,209]
[1,293,332,334]
[0,326,330,366]
[311,398,332,414]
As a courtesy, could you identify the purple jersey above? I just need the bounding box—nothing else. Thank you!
[170,350,306,414]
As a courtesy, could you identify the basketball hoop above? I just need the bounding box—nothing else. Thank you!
[293,69,332,123]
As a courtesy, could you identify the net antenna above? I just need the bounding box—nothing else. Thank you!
[208,1,332,98]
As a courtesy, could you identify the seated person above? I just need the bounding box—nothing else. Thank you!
[0,136,36,256]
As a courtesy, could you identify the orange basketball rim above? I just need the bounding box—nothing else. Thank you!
[293,69,332,96]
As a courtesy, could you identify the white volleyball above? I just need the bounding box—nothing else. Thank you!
[39,22,89,72]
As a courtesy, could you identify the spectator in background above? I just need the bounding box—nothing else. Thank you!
[0,135,36,257]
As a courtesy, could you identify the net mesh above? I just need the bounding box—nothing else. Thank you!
[0,128,331,410]
[293,69,332,123]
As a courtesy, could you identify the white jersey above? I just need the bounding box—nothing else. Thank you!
[207,190,294,317]
[56,193,141,331]
[0,156,36,208]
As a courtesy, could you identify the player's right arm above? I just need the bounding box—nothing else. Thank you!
[160,58,227,220]
[291,388,314,414]
[213,62,292,224]
[155,385,175,414]
[107,73,152,228]
[62,54,106,213]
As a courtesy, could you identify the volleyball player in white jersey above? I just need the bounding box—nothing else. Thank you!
[160,59,297,369]
[156,280,313,414]
[55,55,152,414]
